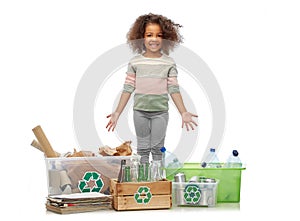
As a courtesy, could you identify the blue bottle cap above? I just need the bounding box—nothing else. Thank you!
[210,148,215,152]
[233,150,239,157]
[160,147,166,153]
[201,162,207,168]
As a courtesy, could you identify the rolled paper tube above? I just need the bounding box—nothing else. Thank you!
[60,170,72,187]
[61,185,72,194]
[48,169,61,188]
[31,139,61,156]
[48,169,62,195]
[32,125,58,157]
[30,139,44,152]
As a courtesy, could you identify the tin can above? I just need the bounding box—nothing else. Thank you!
[174,172,186,205]
[189,176,199,183]
[205,179,217,206]
[198,176,207,183]
[174,172,186,182]
[199,187,208,206]
[204,178,216,183]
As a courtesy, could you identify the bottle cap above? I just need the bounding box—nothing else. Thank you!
[233,150,239,157]
[160,147,166,153]
[201,162,207,168]
[210,148,215,152]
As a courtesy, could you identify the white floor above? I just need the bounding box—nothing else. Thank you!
[43,203,242,220]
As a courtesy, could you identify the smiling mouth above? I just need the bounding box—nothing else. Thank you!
[149,42,160,48]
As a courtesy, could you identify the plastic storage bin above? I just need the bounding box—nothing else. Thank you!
[166,163,246,202]
[173,179,219,207]
[45,156,132,196]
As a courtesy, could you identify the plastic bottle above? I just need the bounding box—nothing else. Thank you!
[160,147,183,169]
[160,147,166,168]
[159,147,168,179]
[205,148,221,168]
[225,150,242,168]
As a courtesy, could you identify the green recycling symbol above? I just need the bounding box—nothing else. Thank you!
[78,171,104,193]
[184,184,201,204]
[134,186,152,204]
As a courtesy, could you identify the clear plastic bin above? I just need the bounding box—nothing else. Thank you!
[172,179,219,207]
[45,156,132,196]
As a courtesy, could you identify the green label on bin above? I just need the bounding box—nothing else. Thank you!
[134,186,152,204]
[184,184,201,204]
[78,171,104,193]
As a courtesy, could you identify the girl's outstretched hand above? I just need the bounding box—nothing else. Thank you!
[106,112,120,132]
[181,112,198,131]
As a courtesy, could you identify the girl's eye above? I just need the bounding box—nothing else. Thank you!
[145,33,163,38]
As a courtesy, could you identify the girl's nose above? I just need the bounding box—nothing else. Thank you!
[151,35,160,40]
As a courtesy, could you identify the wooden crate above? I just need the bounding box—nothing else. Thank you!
[110,179,172,211]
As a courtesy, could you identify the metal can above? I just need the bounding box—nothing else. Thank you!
[204,178,216,183]
[199,187,209,206]
[189,176,199,183]
[200,178,217,206]
[198,176,207,183]
[174,172,186,182]
[173,172,186,205]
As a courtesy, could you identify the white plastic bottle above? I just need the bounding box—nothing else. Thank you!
[205,148,221,168]
[225,150,242,168]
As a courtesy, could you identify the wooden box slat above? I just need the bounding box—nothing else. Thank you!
[111,179,171,196]
[110,179,172,211]
[113,195,171,210]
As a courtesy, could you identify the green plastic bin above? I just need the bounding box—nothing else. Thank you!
[166,163,246,203]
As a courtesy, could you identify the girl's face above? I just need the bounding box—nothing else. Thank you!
[143,23,163,57]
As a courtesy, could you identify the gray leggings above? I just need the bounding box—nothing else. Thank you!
[133,110,169,163]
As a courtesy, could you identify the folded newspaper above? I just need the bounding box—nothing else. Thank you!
[46,192,112,214]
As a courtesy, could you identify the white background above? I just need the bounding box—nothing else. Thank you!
[1,0,299,220]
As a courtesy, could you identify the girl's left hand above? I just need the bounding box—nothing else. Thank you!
[181,112,198,131]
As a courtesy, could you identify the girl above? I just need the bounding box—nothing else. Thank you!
[106,13,198,163]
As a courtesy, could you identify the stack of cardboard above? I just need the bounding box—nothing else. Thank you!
[46,192,112,214]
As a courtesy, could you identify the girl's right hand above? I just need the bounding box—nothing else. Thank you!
[181,112,198,131]
[106,112,120,132]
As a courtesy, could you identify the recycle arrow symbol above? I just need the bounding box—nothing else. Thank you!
[184,184,201,204]
[78,171,104,193]
[134,186,152,204]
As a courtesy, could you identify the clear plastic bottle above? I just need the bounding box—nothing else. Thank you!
[205,148,221,168]
[167,158,183,168]
[160,147,166,168]
[225,150,242,168]
[159,147,167,179]
[160,147,183,169]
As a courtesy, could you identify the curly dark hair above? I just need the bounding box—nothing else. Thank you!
[127,13,183,55]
